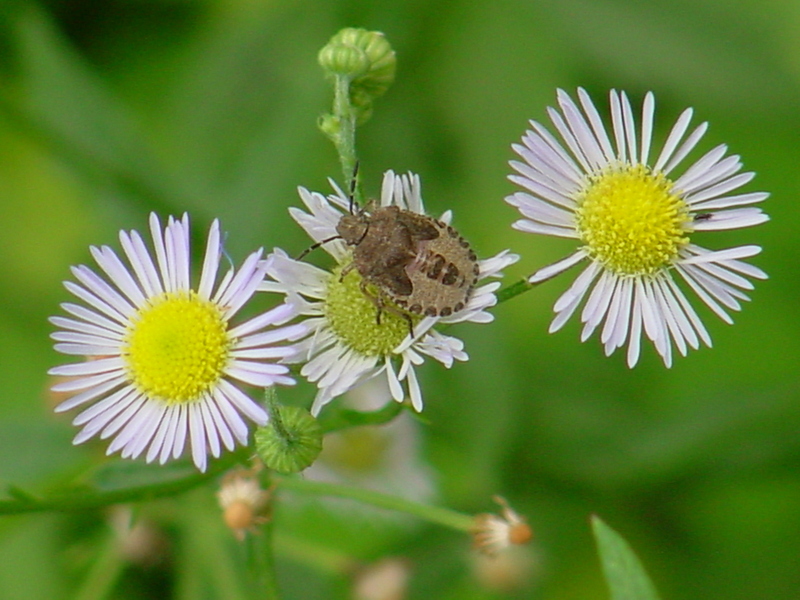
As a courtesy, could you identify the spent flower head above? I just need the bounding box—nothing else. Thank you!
[472,496,533,556]
[49,213,307,471]
[507,88,769,366]
[260,170,518,415]
[217,468,272,540]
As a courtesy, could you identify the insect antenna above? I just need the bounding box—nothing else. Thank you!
[296,164,360,261]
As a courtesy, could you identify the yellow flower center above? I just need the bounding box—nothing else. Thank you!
[576,164,691,276]
[123,291,231,403]
[324,262,417,356]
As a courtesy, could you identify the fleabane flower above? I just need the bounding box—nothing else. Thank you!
[49,213,307,471]
[507,88,769,367]
[260,170,518,415]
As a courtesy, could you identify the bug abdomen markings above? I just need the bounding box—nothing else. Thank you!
[402,229,478,316]
[440,262,462,287]
[426,254,446,280]
[414,249,465,288]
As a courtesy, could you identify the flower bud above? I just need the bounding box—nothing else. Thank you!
[255,404,323,473]
[318,42,370,79]
[318,28,396,124]
[318,113,341,140]
[320,28,396,93]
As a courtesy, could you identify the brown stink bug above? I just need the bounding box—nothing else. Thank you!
[298,173,480,335]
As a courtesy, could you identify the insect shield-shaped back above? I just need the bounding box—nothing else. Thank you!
[337,205,479,319]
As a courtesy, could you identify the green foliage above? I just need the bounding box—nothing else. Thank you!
[593,516,661,600]
[0,0,799,598]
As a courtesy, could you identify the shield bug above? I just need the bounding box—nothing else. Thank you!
[299,175,479,335]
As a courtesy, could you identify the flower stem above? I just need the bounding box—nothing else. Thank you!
[317,398,404,433]
[495,278,536,304]
[73,526,126,600]
[0,451,247,515]
[273,475,474,532]
[332,75,361,203]
[245,519,280,600]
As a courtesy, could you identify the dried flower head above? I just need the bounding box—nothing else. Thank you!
[472,496,533,556]
[217,469,272,540]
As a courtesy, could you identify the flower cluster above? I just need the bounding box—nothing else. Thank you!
[49,88,769,472]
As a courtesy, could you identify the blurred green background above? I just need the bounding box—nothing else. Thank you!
[1,0,799,598]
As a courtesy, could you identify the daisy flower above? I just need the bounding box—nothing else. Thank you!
[506,88,769,367]
[260,170,518,415]
[49,213,307,471]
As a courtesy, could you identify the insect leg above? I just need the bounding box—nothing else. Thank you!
[357,281,415,337]
[296,234,342,260]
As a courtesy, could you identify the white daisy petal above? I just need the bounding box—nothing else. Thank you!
[663,122,709,176]
[48,357,125,379]
[48,316,122,342]
[168,406,187,461]
[626,289,644,367]
[50,369,124,394]
[640,92,655,165]
[60,302,128,335]
[101,394,148,442]
[53,376,128,413]
[189,405,208,472]
[61,287,127,333]
[200,401,221,459]
[508,163,578,210]
[529,249,588,284]
[119,229,162,297]
[73,264,139,319]
[147,405,176,463]
[213,389,251,445]
[91,246,146,307]
[406,366,423,412]
[197,220,221,300]
[578,87,616,163]
[206,399,234,451]
[122,401,166,459]
[653,107,693,172]
[691,191,769,211]
[512,219,579,239]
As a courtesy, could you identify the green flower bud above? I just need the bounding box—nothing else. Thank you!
[318,42,370,79]
[318,113,341,140]
[319,27,396,104]
[255,405,323,474]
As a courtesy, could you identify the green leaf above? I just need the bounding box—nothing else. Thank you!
[592,515,662,600]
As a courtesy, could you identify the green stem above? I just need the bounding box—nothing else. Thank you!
[331,75,362,205]
[245,520,280,600]
[495,278,536,304]
[0,450,247,516]
[265,387,290,440]
[317,398,404,433]
[273,475,474,532]
[74,527,126,600]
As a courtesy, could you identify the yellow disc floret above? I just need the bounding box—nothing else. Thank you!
[325,262,416,356]
[124,291,231,403]
[576,164,691,276]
